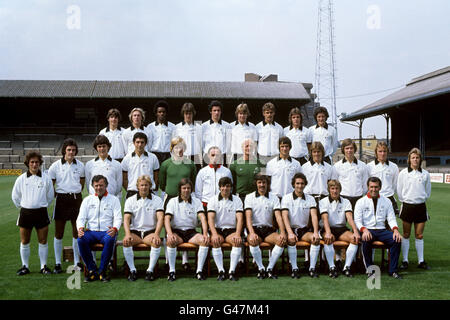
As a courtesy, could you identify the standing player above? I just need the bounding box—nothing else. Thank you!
[77,175,122,282]
[122,175,165,281]
[173,102,203,172]
[245,174,287,279]
[229,103,258,164]
[284,107,312,165]
[12,151,54,275]
[207,177,244,281]
[265,137,303,199]
[195,146,233,211]
[309,106,338,164]
[319,180,360,277]
[99,108,127,162]
[255,102,285,165]
[146,100,175,166]
[281,173,321,278]
[85,135,123,199]
[121,132,160,199]
[48,138,85,274]
[367,141,400,215]
[354,177,402,279]
[202,100,230,166]
[302,141,338,206]
[122,107,151,154]
[164,178,210,281]
[397,148,431,271]
[334,138,369,210]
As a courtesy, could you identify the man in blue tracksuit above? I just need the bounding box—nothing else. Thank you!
[76,175,122,282]
[354,176,403,279]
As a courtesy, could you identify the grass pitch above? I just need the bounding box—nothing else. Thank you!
[0,176,449,300]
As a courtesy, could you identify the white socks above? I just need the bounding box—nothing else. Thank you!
[72,238,80,265]
[229,247,242,273]
[123,246,136,272]
[148,247,161,273]
[288,245,298,270]
[38,243,48,269]
[323,244,335,269]
[196,246,209,273]
[344,243,358,269]
[249,245,265,270]
[267,245,284,270]
[415,239,424,263]
[212,248,224,273]
[401,238,410,262]
[309,244,320,271]
[54,238,63,265]
[182,251,189,264]
[167,247,177,273]
[20,243,30,268]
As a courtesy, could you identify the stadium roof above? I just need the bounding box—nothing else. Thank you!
[0,80,311,102]
[341,66,450,121]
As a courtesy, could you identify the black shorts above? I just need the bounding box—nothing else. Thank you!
[54,193,82,221]
[294,227,312,239]
[400,202,429,223]
[217,228,242,240]
[387,196,400,215]
[253,226,276,241]
[131,229,155,239]
[172,228,199,243]
[17,207,50,230]
[320,226,349,239]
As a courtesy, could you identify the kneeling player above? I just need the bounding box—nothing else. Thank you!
[165,178,210,281]
[245,174,287,279]
[319,180,360,277]
[207,177,244,281]
[281,173,320,278]
[122,175,164,281]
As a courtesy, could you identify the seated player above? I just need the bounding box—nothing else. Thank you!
[245,174,287,279]
[76,175,122,282]
[319,180,360,277]
[207,177,244,281]
[122,175,164,281]
[354,177,403,279]
[164,178,210,281]
[281,173,321,278]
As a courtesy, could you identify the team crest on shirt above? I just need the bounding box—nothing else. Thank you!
[37,181,45,189]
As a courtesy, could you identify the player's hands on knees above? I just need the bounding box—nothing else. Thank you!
[248,232,259,246]
[362,229,372,241]
[78,228,85,238]
[312,232,320,245]
[201,234,210,246]
[288,232,298,244]
[150,234,161,246]
[167,234,178,247]
[211,234,222,247]
[278,232,287,247]
[123,234,133,247]
[231,234,242,247]
[324,232,334,245]
[393,229,402,243]
[353,232,361,244]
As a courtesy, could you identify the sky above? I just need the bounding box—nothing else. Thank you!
[1,0,449,139]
